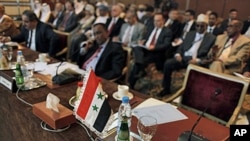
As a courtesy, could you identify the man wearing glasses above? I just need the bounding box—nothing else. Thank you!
[209,19,250,74]
[157,14,216,97]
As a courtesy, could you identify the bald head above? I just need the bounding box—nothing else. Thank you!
[111,5,122,17]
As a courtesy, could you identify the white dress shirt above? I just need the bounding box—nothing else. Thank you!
[184,32,204,59]
[122,25,135,44]
[28,29,36,51]
[85,39,109,71]
[145,27,162,48]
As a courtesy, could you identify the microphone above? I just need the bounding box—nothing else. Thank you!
[178,88,222,141]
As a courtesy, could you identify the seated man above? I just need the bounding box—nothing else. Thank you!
[0,10,59,57]
[58,0,78,32]
[48,2,65,29]
[207,12,223,36]
[157,14,216,97]
[209,19,250,74]
[129,13,172,89]
[105,4,125,38]
[113,11,145,47]
[77,23,125,80]
[0,4,20,37]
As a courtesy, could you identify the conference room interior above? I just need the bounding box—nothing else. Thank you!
[1,0,250,140]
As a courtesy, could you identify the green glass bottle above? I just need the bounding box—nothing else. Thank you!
[15,63,24,88]
[117,118,130,141]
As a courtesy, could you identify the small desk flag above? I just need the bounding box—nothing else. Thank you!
[74,69,113,136]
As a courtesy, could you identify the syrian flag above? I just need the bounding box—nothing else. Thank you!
[74,69,113,134]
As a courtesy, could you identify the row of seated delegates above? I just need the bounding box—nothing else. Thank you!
[0,10,60,57]
[0,4,20,37]
[129,13,173,89]
[68,4,109,62]
[157,14,216,97]
[208,19,250,74]
[76,23,125,80]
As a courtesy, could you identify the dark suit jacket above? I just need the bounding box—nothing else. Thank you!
[11,22,60,56]
[105,17,125,38]
[144,27,173,51]
[241,20,250,34]
[64,12,78,32]
[212,27,223,36]
[77,39,125,80]
[176,31,216,60]
[219,19,229,32]
[54,11,65,29]
[167,20,183,39]
[140,15,154,33]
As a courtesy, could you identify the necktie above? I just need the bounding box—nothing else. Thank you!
[82,46,103,70]
[61,12,70,28]
[123,26,132,44]
[182,22,189,38]
[150,28,158,46]
[209,27,213,33]
[28,30,33,48]
[108,19,116,35]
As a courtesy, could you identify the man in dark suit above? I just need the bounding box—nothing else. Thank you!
[105,4,125,38]
[219,9,238,32]
[0,10,59,57]
[207,12,223,36]
[181,9,196,39]
[140,5,154,33]
[49,2,65,29]
[58,0,78,32]
[157,14,216,97]
[77,23,125,80]
[241,16,250,38]
[129,13,173,89]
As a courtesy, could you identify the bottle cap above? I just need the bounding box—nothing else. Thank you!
[17,50,22,55]
[122,96,129,103]
[78,81,83,87]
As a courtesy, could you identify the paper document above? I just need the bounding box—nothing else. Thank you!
[38,62,86,77]
[133,98,187,124]
[34,62,47,72]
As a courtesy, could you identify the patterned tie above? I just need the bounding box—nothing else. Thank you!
[150,28,158,46]
[82,46,103,70]
[108,19,116,36]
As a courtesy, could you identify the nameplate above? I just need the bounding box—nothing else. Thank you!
[0,71,17,93]
[0,76,12,90]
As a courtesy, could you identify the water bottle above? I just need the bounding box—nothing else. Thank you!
[16,50,28,80]
[15,63,24,88]
[117,96,131,141]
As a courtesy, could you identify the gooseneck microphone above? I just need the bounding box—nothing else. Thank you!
[178,88,222,141]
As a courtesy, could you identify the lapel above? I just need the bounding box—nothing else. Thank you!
[229,35,244,55]
[185,31,196,50]
[96,39,111,68]
[131,23,139,41]
[217,35,228,56]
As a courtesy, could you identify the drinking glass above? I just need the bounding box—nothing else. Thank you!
[25,62,35,88]
[7,46,13,62]
[137,116,158,141]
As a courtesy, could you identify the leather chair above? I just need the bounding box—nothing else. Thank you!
[164,64,249,127]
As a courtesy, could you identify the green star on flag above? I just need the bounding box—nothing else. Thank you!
[97,92,104,100]
[92,104,99,112]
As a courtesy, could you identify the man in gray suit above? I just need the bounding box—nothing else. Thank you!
[157,14,216,97]
[113,11,145,47]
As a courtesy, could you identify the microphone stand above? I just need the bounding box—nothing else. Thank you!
[178,89,221,141]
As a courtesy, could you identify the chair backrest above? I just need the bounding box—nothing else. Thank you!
[122,46,132,84]
[179,64,249,127]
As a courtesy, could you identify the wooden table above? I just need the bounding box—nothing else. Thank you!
[0,47,230,141]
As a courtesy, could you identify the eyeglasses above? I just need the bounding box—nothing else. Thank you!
[227,24,237,28]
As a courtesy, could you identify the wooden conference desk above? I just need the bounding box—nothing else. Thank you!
[0,47,229,141]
